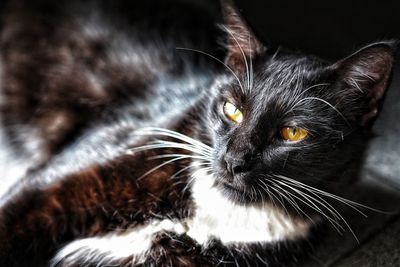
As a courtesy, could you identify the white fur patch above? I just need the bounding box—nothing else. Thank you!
[186,167,311,244]
[51,219,187,266]
[53,166,311,266]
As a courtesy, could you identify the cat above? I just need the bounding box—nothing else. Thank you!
[0,0,396,266]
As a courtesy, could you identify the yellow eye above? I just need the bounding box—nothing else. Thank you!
[281,127,309,142]
[223,101,243,124]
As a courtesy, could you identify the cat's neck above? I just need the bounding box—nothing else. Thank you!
[186,163,313,245]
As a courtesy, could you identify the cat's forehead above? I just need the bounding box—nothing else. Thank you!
[257,55,326,90]
[242,55,328,104]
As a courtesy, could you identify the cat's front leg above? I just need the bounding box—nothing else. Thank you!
[53,230,219,267]
[140,231,268,267]
[0,152,189,266]
[144,231,214,267]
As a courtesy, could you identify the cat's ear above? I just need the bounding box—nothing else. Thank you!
[333,41,397,127]
[221,0,266,73]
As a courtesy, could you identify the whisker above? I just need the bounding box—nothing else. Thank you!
[273,180,345,234]
[133,141,211,156]
[273,179,345,233]
[137,155,194,181]
[249,185,258,202]
[267,180,315,223]
[282,180,365,220]
[260,180,291,215]
[273,174,388,243]
[170,162,211,180]
[291,97,350,126]
[151,140,212,156]
[272,46,281,60]
[297,83,331,99]
[134,127,213,152]
[248,33,254,90]
[276,175,385,214]
[256,179,278,210]
[148,153,210,161]
[182,167,213,195]
[274,179,342,220]
[176,47,245,92]
[222,25,250,91]
[257,179,288,214]
[130,143,211,159]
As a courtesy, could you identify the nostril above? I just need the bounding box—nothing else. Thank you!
[225,157,251,176]
[224,153,253,177]
[232,164,244,174]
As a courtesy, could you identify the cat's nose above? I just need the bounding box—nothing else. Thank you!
[224,155,252,178]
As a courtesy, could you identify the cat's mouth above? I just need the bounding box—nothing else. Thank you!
[218,179,258,203]
[221,182,244,194]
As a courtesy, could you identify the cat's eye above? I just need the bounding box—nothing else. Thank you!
[281,127,309,142]
[223,101,243,124]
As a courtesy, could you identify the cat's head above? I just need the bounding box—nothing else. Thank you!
[207,0,396,205]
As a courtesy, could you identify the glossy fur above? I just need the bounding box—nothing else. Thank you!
[0,0,396,266]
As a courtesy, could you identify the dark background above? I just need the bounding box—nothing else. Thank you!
[235,0,400,61]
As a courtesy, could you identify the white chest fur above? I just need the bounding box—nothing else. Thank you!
[186,168,311,244]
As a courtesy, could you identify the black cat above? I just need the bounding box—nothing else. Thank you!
[0,0,396,266]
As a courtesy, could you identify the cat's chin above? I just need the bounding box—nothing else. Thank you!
[218,180,260,204]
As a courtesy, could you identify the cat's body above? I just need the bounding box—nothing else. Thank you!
[0,0,219,181]
[0,0,396,266]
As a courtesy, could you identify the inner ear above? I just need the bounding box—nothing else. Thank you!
[333,41,397,127]
[221,0,266,74]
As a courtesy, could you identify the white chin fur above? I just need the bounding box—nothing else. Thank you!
[53,165,312,266]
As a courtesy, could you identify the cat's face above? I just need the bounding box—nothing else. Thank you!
[207,0,396,206]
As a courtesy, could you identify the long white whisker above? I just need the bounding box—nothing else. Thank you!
[222,25,250,91]
[148,154,210,161]
[176,47,245,92]
[267,180,315,223]
[267,182,300,217]
[291,97,350,126]
[273,180,345,232]
[257,179,279,211]
[248,33,254,90]
[151,140,212,156]
[170,162,211,180]
[264,182,296,217]
[273,174,388,243]
[280,179,365,219]
[134,127,213,152]
[293,83,331,103]
[274,180,342,220]
[130,143,211,158]
[137,155,194,181]
[261,183,289,215]
[147,141,212,156]
[276,175,382,214]
[272,180,345,234]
